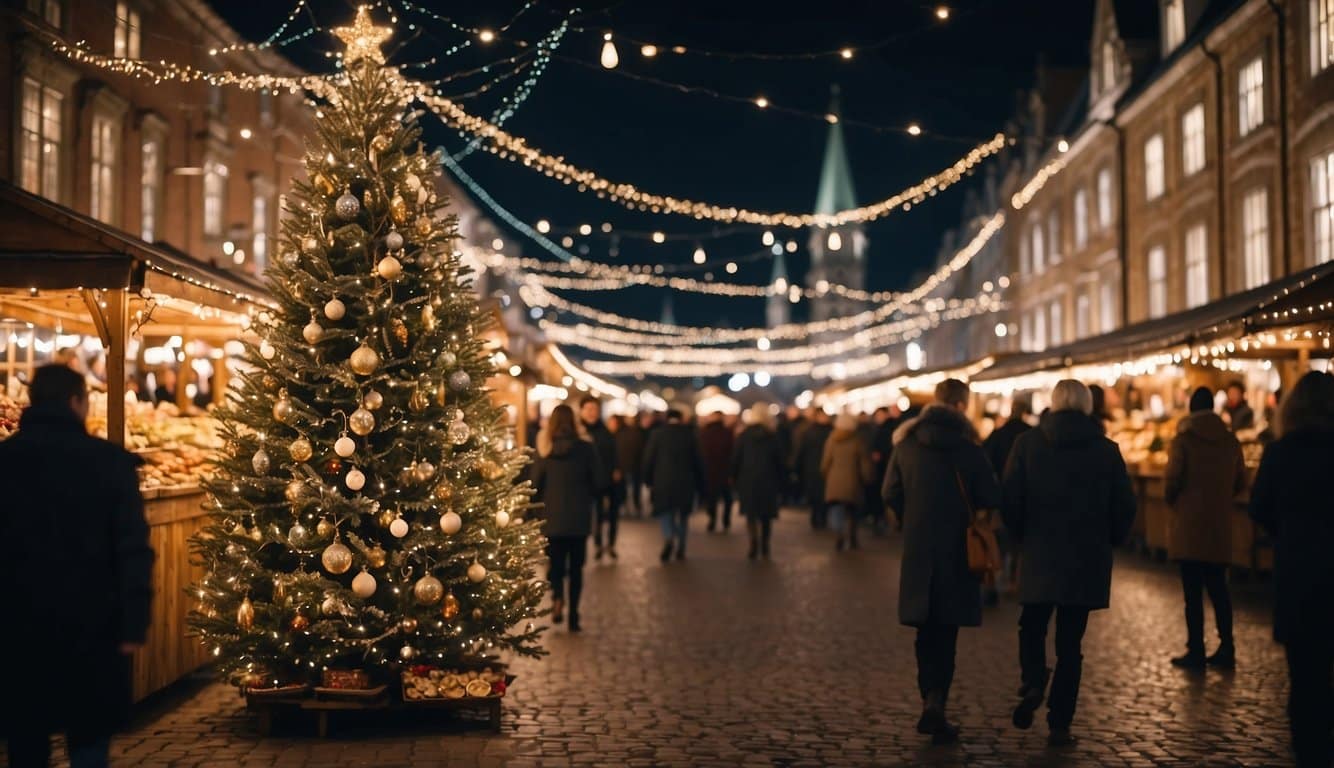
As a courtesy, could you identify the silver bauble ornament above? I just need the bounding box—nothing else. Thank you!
[437,350,457,368]
[362,390,384,410]
[447,419,471,445]
[351,568,377,598]
[335,190,360,220]
[279,250,298,268]
[495,510,511,529]
[334,434,356,458]
[321,595,341,616]
[416,252,435,269]
[273,394,295,424]
[289,437,313,463]
[439,510,462,535]
[321,539,353,574]
[323,298,346,321]
[413,574,444,605]
[389,516,409,538]
[385,228,404,251]
[259,340,276,360]
[409,388,430,413]
[376,255,402,280]
[316,518,334,538]
[448,370,472,392]
[349,407,375,436]
[345,467,366,491]
[252,448,271,474]
[349,344,379,376]
[467,562,487,583]
[285,479,305,502]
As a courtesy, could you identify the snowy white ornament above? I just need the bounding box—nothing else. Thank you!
[439,511,462,535]
[259,340,276,360]
[404,172,422,193]
[467,562,487,583]
[335,190,360,220]
[324,298,346,321]
[495,510,510,529]
[321,595,341,616]
[389,516,409,538]
[321,539,353,574]
[351,568,377,598]
[385,228,404,251]
[334,434,356,458]
[302,320,324,344]
[345,467,366,491]
[252,448,271,474]
[376,255,402,280]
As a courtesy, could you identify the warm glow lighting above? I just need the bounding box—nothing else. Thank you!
[825,113,839,124]
[641,44,657,57]
[907,123,922,136]
[757,337,771,351]
[491,237,505,250]
[536,219,551,233]
[600,34,619,69]
[693,246,707,264]
[840,48,854,59]
[827,231,843,251]
[239,127,253,140]
[755,96,769,108]
[762,230,775,246]
[995,322,1009,338]
[725,262,738,274]
[754,371,772,387]
[222,240,236,256]
[935,6,950,20]
[652,231,666,243]
[578,223,592,236]
[1057,139,1070,153]
[478,29,495,43]
[785,241,798,253]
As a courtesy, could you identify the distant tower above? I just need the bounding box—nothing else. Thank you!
[767,249,790,329]
[660,294,676,326]
[806,86,867,331]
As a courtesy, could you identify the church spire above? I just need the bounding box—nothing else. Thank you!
[814,85,858,216]
[659,294,676,326]
[770,249,788,284]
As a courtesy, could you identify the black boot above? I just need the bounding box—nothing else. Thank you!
[747,539,758,560]
[660,541,673,563]
[1171,650,1206,670]
[1012,667,1049,730]
[918,691,959,744]
[1207,642,1235,669]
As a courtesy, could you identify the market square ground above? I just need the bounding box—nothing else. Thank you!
[9,514,1295,767]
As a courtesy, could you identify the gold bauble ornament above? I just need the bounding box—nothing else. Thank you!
[316,518,334,538]
[289,437,313,463]
[421,304,436,331]
[370,134,391,153]
[413,574,444,605]
[367,546,387,568]
[237,597,255,631]
[442,592,460,619]
[272,576,286,602]
[390,317,409,349]
[285,479,305,503]
[399,644,415,660]
[349,406,375,436]
[467,561,487,583]
[415,214,433,236]
[289,612,310,631]
[273,393,295,423]
[376,255,402,280]
[362,188,375,210]
[313,173,335,195]
[432,482,453,502]
[349,344,379,376]
[389,193,408,224]
[495,510,511,529]
[321,539,354,575]
[413,460,436,483]
[400,616,418,633]
[409,388,429,413]
[352,568,377,598]
[378,509,396,528]
[472,607,484,621]
[362,390,384,410]
[478,459,504,481]
[261,374,280,392]
[301,234,321,255]
[404,172,422,193]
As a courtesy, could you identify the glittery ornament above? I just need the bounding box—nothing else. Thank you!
[467,562,487,583]
[289,612,310,631]
[288,522,308,543]
[345,467,366,491]
[439,510,462,535]
[321,595,340,616]
[376,255,402,280]
[289,437,313,463]
[413,460,436,483]
[279,249,298,268]
[389,516,409,538]
[442,592,460,619]
[324,298,346,321]
[399,644,415,660]
[415,214,432,236]
[385,228,404,251]
[378,509,396,528]
[259,340,276,360]
[252,448,271,475]
[273,393,295,423]
[390,317,409,349]
[335,189,360,220]
[316,518,334,538]
[261,374,280,392]
[417,185,430,208]
[362,390,383,410]
[433,482,453,502]
[301,234,321,255]
[416,251,435,269]
[313,173,335,195]
[367,546,387,568]
[448,370,472,392]
[413,574,444,605]
[437,350,457,368]
[478,459,504,481]
[285,479,305,502]
[324,457,343,475]
[352,568,377,598]
[400,616,418,633]
[421,304,436,331]
[237,597,255,630]
[495,510,511,528]
[349,407,375,436]
[404,172,422,193]
[447,419,471,445]
[320,539,353,574]
[334,434,356,458]
[225,543,240,556]
[409,388,429,413]
[349,344,379,376]
[362,188,375,210]
[389,192,408,224]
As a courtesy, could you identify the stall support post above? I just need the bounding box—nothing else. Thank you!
[106,288,129,447]
[213,357,229,406]
[178,342,193,411]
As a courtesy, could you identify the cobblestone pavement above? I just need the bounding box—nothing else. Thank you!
[24,512,1298,767]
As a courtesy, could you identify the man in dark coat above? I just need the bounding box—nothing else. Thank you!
[883,379,1001,745]
[797,409,833,529]
[1,365,154,767]
[732,404,784,559]
[614,415,647,517]
[866,406,896,534]
[642,409,705,562]
[1222,381,1255,432]
[776,405,805,504]
[983,397,1033,475]
[698,412,736,532]
[580,396,619,560]
[1001,380,1136,748]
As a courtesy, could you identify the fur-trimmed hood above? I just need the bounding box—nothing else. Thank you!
[892,403,980,448]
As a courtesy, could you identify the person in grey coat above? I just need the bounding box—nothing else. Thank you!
[532,404,601,632]
[731,403,784,560]
[1001,380,1136,747]
[883,379,1001,745]
[642,409,705,563]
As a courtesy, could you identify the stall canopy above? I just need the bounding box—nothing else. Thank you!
[1243,263,1334,332]
[976,262,1334,383]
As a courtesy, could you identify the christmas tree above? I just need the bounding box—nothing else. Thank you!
[190,7,545,688]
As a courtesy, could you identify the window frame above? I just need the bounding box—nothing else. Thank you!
[1145,133,1166,201]
[203,159,229,237]
[1238,56,1265,137]
[1047,209,1061,264]
[26,0,62,28]
[1099,278,1117,334]
[113,2,141,59]
[1048,297,1064,348]
[1312,151,1334,265]
[1184,223,1209,308]
[1164,0,1186,54]
[1312,0,1334,76]
[1242,187,1270,288]
[1097,167,1114,230]
[1182,104,1206,176]
[1031,218,1046,274]
[1073,188,1089,250]
[18,77,65,202]
[1147,245,1168,318]
[89,112,119,224]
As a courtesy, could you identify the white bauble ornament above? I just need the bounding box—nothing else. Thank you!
[285,479,305,502]
[467,562,487,583]
[389,516,409,538]
[351,568,377,598]
[303,321,324,344]
[413,574,443,604]
[439,511,462,535]
[385,228,404,251]
[349,344,379,376]
[345,467,366,491]
[349,407,375,436]
[321,539,353,574]
[323,298,346,321]
[335,190,360,220]
[252,448,271,474]
[334,434,356,458]
[376,255,402,280]
[495,510,510,529]
[362,390,383,410]
[404,172,422,193]
[259,340,276,360]
[321,595,341,616]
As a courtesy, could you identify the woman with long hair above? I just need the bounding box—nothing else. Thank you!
[532,404,601,632]
[1250,371,1334,767]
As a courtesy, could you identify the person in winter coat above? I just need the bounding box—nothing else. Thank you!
[732,403,785,560]
[532,404,600,632]
[579,396,619,561]
[822,413,873,551]
[642,409,705,563]
[983,397,1032,475]
[882,379,1001,745]
[1164,387,1247,670]
[1001,380,1136,748]
[1,365,154,768]
[614,414,647,517]
[698,412,736,532]
[797,409,833,529]
[1249,371,1334,768]
[1222,381,1255,432]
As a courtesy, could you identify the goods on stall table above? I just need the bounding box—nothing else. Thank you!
[401,665,508,701]
[0,394,21,440]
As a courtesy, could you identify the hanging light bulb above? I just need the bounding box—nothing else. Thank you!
[907,123,923,137]
[651,231,666,243]
[641,44,658,57]
[478,29,496,43]
[600,33,619,69]
[755,96,769,108]
[840,48,854,59]
[827,231,843,251]
[536,219,551,234]
[693,245,707,265]
[761,230,775,247]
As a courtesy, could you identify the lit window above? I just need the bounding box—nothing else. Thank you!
[18,77,62,201]
[1311,0,1334,75]
[252,194,269,270]
[90,114,117,224]
[1031,220,1046,274]
[1147,245,1167,318]
[203,160,229,237]
[1097,168,1113,229]
[1242,188,1270,288]
[1099,278,1116,333]
[1182,105,1206,176]
[141,138,161,241]
[26,0,62,27]
[1048,298,1063,347]
[1145,134,1165,200]
[1073,188,1089,249]
[1238,57,1264,137]
[1312,151,1334,265]
[113,3,140,59]
[1076,291,1091,339]
[1164,0,1186,53]
[1033,308,1047,351]
[1185,224,1208,308]
[1047,209,1061,264]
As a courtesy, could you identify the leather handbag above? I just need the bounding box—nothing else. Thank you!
[956,469,1001,578]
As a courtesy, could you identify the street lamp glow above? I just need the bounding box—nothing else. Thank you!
[994,322,1009,338]
[693,245,707,264]
[579,223,592,236]
[755,96,769,108]
[1058,139,1070,153]
[478,29,495,43]
[536,219,551,234]
[935,6,950,20]
[907,123,922,136]
[827,231,842,251]
[785,240,798,253]
[757,337,771,351]
[754,371,772,387]
[725,262,738,274]
[491,238,504,251]
[652,231,666,243]
[641,44,658,57]
[727,372,750,392]
[762,230,775,246]
[840,48,854,60]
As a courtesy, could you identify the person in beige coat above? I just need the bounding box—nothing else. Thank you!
[1164,387,1247,669]
[822,413,873,551]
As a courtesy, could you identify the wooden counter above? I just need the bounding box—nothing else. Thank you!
[134,485,212,701]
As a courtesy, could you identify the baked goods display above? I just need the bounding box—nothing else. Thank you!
[0,394,20,440]
[401,665,507,701]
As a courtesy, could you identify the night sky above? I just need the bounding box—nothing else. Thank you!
[221,1,1095,329]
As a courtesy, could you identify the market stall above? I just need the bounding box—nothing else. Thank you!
[0,182,266,700]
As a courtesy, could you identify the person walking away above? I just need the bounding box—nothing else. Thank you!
[1222,381,1255,432]
[532,404,599,631]
[883,379,1001,744]
[579,396,619,560]
[698,411,735,532]
[822,412,873,551]
[642,409,705,562]
[777,405,805,505]
[1249,371,1334,768]
[1164,387,1246,670]
[797,409,833,529]
[1,364,154,768]
[867,406,896,535]
[732,403,784,559]
[1001,380,1136,748]
[615,412,647,517]
[983,397,1034,600]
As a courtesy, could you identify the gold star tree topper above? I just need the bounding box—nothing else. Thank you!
[334,5,392,64]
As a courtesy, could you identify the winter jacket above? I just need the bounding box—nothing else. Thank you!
[532,433,600,538]
[582,419,617,492]
[614,424,646,475]
[983,417,1031,475]
[0,403,154,735]
[1249,428,1334,644]
[1223,401,1255,432]
[1001,410,1136,609]
[698,421,735,496]
[883,405,1001,627]
[1163,411,1246,564]
[731,424,784,521]
[642,421,705,511]
[796,422,832,496]
[821,428,872,505]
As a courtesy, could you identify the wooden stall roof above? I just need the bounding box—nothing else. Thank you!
[1244,264,1334,331]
